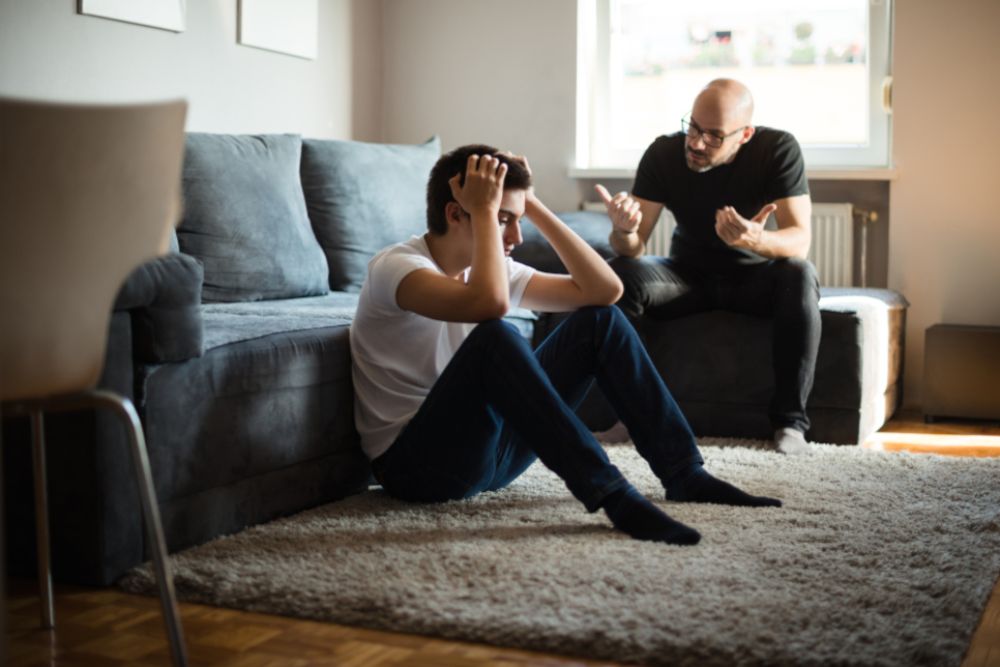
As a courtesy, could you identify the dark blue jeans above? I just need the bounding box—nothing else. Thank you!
[610,256,822,433]
[371,306,703,512]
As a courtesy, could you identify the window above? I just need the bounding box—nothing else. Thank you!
[576,0,893,171]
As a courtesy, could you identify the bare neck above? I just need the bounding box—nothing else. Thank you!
[423,232,469,279]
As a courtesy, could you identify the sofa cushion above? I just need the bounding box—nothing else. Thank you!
[301,136,440,292]
[201,293,360,350]
[178,133,329,303]
[200,294,537,351]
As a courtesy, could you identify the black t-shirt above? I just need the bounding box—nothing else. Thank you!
[632,127,809,271]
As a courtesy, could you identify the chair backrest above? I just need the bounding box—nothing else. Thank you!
[0,98,187,401]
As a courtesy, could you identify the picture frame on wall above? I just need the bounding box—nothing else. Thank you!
[77,0,186,33]
[238,0,318,60]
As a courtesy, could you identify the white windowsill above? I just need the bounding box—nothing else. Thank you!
[806,167,898,181]
[568,167,636,179]
[568,166,899,181]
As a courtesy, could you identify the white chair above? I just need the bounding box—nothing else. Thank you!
[0,97,190,666]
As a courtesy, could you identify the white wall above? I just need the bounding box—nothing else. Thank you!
[889,0,1000,406]
[381,0,582,211]
[0,0,381,140]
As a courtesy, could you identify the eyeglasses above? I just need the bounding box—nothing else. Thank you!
[681,117,746,149]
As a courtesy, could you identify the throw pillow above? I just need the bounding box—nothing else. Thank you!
[301,136,440,292]
[179,133,329,302]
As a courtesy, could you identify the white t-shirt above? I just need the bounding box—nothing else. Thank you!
[350,235,536,460]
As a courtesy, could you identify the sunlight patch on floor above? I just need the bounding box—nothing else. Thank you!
[863,431,1000,457]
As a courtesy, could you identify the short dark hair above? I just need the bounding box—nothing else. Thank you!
[426,144,532,235]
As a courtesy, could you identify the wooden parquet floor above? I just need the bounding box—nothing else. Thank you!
[5,578,615,666]
[5,411,1000,666]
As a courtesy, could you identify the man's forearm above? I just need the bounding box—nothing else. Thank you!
[527,197,622,301]
[745,194,812,259]
[467,211,510,311]
[750,226,810,260]
[609,227,645,258]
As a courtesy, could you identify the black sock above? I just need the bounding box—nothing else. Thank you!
[666,465,782,508]
[601,486,700,545]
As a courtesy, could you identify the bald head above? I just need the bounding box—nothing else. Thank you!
[683,79,756,172]
[692,78,754,129]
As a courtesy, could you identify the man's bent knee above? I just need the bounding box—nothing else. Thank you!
[773,257,820,297]
[560,305,635,350]
[469,318,521,341]
[466,319,534,356]
[564,304,628,327]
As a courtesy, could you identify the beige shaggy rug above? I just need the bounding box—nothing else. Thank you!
[121,439,1000,666]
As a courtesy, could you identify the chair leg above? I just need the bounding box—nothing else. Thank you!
[29,409,54,629]
[92,391,189,667]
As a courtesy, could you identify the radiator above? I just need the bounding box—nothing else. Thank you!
[582,200,855,287]
[808,202,854,287]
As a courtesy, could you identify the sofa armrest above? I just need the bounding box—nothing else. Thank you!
[114,253,204,362]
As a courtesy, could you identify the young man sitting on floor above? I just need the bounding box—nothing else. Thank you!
[350,145,781,546]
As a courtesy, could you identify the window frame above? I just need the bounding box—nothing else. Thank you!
[575,0,894,171]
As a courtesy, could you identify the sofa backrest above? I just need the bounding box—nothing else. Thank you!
[175,133,441,301]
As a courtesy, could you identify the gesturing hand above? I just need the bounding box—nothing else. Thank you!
[596,184,642,235]
[714,203,777,250]
[448,154,507,218]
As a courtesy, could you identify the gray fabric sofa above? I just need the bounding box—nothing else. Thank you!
[2,135,906,588]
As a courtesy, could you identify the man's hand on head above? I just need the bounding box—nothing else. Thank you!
[498,151,540,210]
[498,151,532,178]
[714,203,776,251]
[447,154,507,220]
[596,184,642,236]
